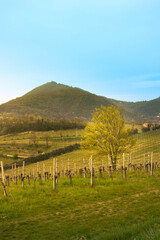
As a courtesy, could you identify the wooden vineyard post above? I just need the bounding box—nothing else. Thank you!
[143,154,146,170]
[43,163,46,181]
[148,153,151,172]
[1,161,7,197]
[90,156,93,187]
[102,160,104,172]
[108,155,111,177]
[150,152,153,176]
[49,166,52,178]
[122,153,126,180]
[83,158,86,178]
[12,164,14,181]
[53,158,56,191]
[68,159,70,172]
[108,166,112,178]
[132,155,134,170]
[15,163,17,185]
[33,168,36,189]
[37,162,39,178]
[129,153,132,172]
[74,163,77,176]
[23,161,25,177]
[56,159,58,183]
[18,166,20,180]
[22,161,25,188]
[61,160,64,177]
[56,159,58,175]
[69,172,73,186]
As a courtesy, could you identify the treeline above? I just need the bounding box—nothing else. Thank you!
[0,115,86,135]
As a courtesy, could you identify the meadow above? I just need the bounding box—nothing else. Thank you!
[1,128,160,239]
[1,172,160,240]
[0,129,83,164]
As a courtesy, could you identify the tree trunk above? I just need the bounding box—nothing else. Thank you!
[111,156,117,171]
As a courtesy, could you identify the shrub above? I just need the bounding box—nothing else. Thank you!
[13,153,18,160]
[142,127,150,132]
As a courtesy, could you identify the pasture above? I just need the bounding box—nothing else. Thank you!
[1,128,160,239]
[0,173,160,239]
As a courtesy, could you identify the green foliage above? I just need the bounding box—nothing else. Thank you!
[130,128,139,135]
[13,153,18,160]
[81,105,136,170]
[0,82,114,120]
[0,81,160,122]
[142,126,150,132]
[0,115,85,135]
[112,97,160,122]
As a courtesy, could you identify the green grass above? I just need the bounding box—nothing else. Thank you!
[1,172,160,240]
[1,128,160,239]
[4,128,160,177]
[0,129,83,161]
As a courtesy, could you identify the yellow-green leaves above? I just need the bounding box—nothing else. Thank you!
[81,105,136,170]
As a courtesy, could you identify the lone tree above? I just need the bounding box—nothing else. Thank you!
[81,105,136,170]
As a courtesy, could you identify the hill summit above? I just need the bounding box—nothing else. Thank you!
[24,81,71,96]
[0,81,159,122]
[0,82,116,120]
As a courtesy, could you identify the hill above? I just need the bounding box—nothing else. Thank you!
[111,97,160,122]
[0,81,159,122]
[0,82,118,120]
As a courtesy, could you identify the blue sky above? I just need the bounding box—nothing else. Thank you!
[0,0,160,103]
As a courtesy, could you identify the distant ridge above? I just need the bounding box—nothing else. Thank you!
[0,81,159,122]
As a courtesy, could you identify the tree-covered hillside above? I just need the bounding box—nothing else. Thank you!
[0,82,117,120]
[0,81,159,122]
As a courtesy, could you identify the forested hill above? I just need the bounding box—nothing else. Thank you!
[0,82,117,120]
[0,81,159,122]
[24,81,71,96]
[110,97,160,122]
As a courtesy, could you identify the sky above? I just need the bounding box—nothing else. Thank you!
[0,0,160,103]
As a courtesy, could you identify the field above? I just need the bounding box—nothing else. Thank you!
[0,129,83,164]
[1,173,160,240]
[4,128,160,177]
[1,128,160,240]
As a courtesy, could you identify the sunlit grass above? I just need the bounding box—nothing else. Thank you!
[0,172,160,240]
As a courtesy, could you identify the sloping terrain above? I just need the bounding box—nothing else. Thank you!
[0,81,159,121]
[0,82,116,120]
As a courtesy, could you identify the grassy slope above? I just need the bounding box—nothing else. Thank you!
[0,129,84,164]
[2,128,160,175]
[1,130,160,239]
[7,128,160,176]
[1,174,160,240]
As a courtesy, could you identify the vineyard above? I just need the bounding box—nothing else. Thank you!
[0,129,160,239]
[1,129,160,185]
